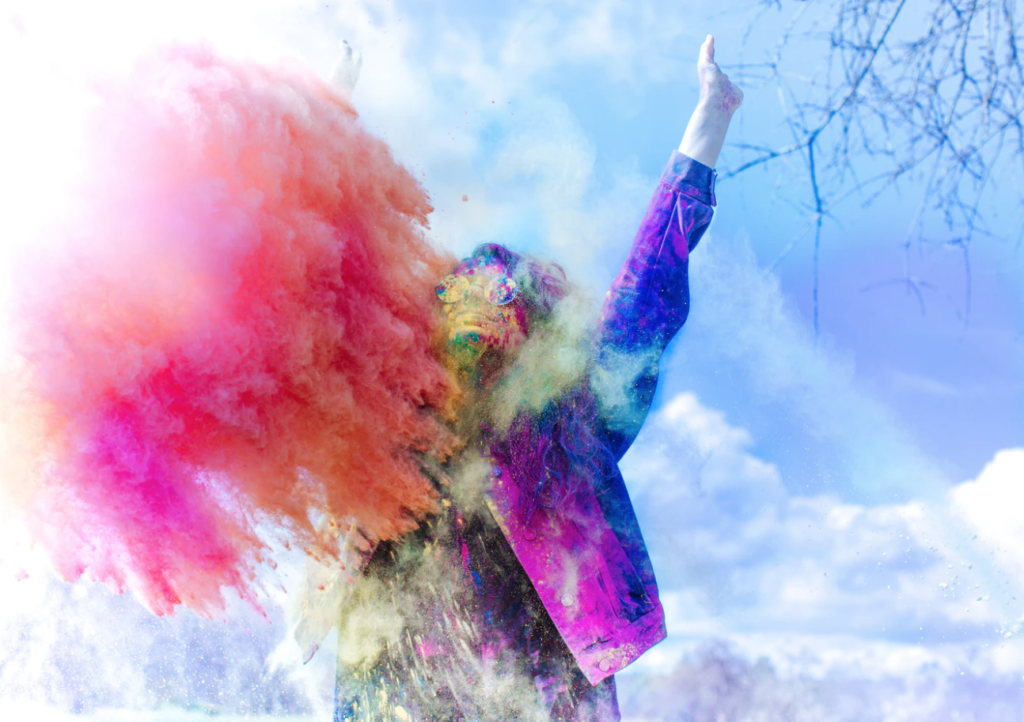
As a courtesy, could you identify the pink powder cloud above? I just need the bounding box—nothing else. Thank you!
[5,45,459,616]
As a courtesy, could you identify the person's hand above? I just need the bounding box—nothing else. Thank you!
[697,35,743,116]
[330,40,363,97]
[678,35,743,169]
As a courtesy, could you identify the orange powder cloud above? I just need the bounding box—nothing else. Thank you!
[3,45,459,616]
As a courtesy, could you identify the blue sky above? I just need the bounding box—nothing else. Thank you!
[1,0,1023,716]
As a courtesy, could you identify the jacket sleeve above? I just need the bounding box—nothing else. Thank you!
[592,151,716,460]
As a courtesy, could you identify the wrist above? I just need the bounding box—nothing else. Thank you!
[677,139,723,169]
[695,95,738,121]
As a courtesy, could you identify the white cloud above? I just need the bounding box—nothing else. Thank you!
[659,392,753,457]
[623,389,1024,678]
[948,448,1024,635]
[889,370,959,396]
[496,0,697,86]
[679,231,950,504]
[950,449,1024,569]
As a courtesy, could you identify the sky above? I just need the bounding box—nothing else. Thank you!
[0,0,1022,718]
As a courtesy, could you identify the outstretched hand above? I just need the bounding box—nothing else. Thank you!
[697,35,743,116]
[330,40,363,97]
[679,35,743,169]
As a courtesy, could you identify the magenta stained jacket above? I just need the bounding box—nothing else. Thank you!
[485,150,716,685]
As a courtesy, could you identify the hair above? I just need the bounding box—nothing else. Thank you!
[454,243,568,333]
[460,244,618,522]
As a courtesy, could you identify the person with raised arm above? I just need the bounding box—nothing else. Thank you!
[316,34,743,722]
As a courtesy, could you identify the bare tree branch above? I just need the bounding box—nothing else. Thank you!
[726,0,1024,331]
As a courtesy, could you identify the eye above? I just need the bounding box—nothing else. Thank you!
[486,277,520,305]
[436,275,469,303]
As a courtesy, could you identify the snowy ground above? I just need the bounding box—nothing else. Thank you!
[4,564,1024,721]
[0,708,313,722]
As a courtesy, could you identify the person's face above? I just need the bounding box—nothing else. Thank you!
[436,256,527,355]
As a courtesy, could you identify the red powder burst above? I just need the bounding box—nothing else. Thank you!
[5,45,459,616]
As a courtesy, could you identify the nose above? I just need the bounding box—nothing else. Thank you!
[454,278,488,304]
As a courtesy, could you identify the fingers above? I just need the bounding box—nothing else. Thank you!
[331,39,363,95]
[699,34,715,68]
[340,39,363,70]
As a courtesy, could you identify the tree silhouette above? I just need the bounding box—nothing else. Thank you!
[725,0,1024,332]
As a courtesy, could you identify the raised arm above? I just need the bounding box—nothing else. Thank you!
[593,35,742,459]
[330,40,363,97]
[679,35,744,168]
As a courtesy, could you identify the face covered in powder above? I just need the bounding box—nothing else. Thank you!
[436,255,527,357]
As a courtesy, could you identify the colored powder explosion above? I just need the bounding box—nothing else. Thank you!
[1,45,460,617]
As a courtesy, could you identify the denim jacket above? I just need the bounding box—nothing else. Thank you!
[484,151,716,684]
[295,151,716,687]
